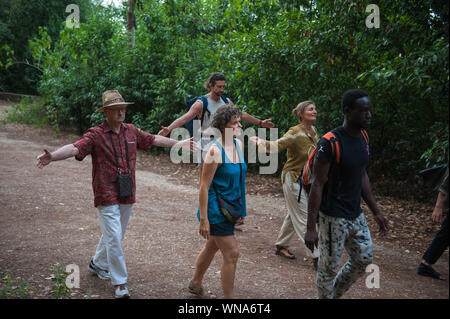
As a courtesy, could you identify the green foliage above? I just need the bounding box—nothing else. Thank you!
[2,97,48,127]
[50,264,71,299]
[0,0,93,94]
[14,0,450,200]
[0,268,33,299]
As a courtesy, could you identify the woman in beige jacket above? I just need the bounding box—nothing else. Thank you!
[250,100,320,268]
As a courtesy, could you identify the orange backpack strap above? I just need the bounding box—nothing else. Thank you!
[322,131,340,164]
[361,129,369,144]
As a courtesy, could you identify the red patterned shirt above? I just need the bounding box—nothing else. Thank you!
[73,121,155,207]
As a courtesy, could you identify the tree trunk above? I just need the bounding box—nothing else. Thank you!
[127,0,136,47]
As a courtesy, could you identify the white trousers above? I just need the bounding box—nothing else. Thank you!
[92,204,133,286]
[275,172,319,259]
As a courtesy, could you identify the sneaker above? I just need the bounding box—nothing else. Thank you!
[115,284,130,299]
[417,263,443,280]
[88,260,111,280]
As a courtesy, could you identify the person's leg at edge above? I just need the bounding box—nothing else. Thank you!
[422,215,449,265]
[213,235,239,299]
[419,215,448,279]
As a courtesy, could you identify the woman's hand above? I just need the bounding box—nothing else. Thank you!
[199,218,210,240]
[249,136,265,147]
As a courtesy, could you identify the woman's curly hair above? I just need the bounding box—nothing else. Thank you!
[210,104,242,133]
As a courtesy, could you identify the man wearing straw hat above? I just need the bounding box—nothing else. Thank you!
[36,90,196,298]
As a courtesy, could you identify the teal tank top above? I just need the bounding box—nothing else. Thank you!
[197,139,247,224]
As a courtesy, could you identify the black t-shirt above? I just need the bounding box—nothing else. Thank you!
[315,126,370,219]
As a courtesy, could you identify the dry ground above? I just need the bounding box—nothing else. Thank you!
[0,100,448,302]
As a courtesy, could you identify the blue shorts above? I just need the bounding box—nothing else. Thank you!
[210,221,235,236]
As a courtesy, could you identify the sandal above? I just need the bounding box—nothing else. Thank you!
[275,246,296,259]
[188,281,217,299]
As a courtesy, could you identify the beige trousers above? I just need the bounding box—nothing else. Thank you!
[275,172,319,259]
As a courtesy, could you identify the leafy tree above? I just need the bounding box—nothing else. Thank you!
[0,0,92,94]
[24,0,448,200]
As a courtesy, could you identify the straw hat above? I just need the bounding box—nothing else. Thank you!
[95,90,134,113]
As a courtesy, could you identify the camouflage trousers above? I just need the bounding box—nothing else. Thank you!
[316,212,373,299]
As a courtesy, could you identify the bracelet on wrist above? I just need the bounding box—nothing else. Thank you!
[259,120,263,127]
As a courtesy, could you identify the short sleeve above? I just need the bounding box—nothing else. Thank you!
[315,137,333,163]
[133,125,155,151]
[73,128,96,161]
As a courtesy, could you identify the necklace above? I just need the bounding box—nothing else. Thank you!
[301,124,315,138]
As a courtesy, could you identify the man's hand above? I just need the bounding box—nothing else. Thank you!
[373,214,389,236]
[261,119,274,128]
[36,149,52,169]
[305,229,318,253]
[174,137,199,152]
[158,126,170,137]
[431,207,443,224]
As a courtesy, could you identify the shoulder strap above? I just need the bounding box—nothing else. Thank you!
[199,95,209,123]
[322,131,341,164]
[108,129,130,174]
[234,139,243,188]
[361,129,369,144]
[220,95,228,104]
[212,140,225,164]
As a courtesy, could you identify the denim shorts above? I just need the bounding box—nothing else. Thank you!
[210,221,235,236]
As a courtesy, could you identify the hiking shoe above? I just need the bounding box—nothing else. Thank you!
[417,263,443,280]
[115,284,130,299]
[88,260,111,280]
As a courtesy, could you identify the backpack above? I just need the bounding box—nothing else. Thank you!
[184,95,229,137]
[297,128,369,202]
[419,163,448,192]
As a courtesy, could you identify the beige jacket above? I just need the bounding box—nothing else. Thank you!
[261,124,319,184]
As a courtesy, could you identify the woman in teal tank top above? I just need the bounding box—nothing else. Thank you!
[189,104,247,299]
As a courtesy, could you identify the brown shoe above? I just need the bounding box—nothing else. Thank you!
[275,246,296,259]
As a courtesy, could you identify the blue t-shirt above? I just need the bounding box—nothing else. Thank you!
[316,126,370,219]
[197,139,247,224]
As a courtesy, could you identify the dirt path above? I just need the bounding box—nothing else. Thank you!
[0,100,448,300]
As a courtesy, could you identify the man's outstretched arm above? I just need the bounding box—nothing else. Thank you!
[36,144,79,169]
[241,111,274,128]
[158,101,202,136]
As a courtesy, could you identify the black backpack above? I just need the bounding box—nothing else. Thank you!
[184,95,229,136]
